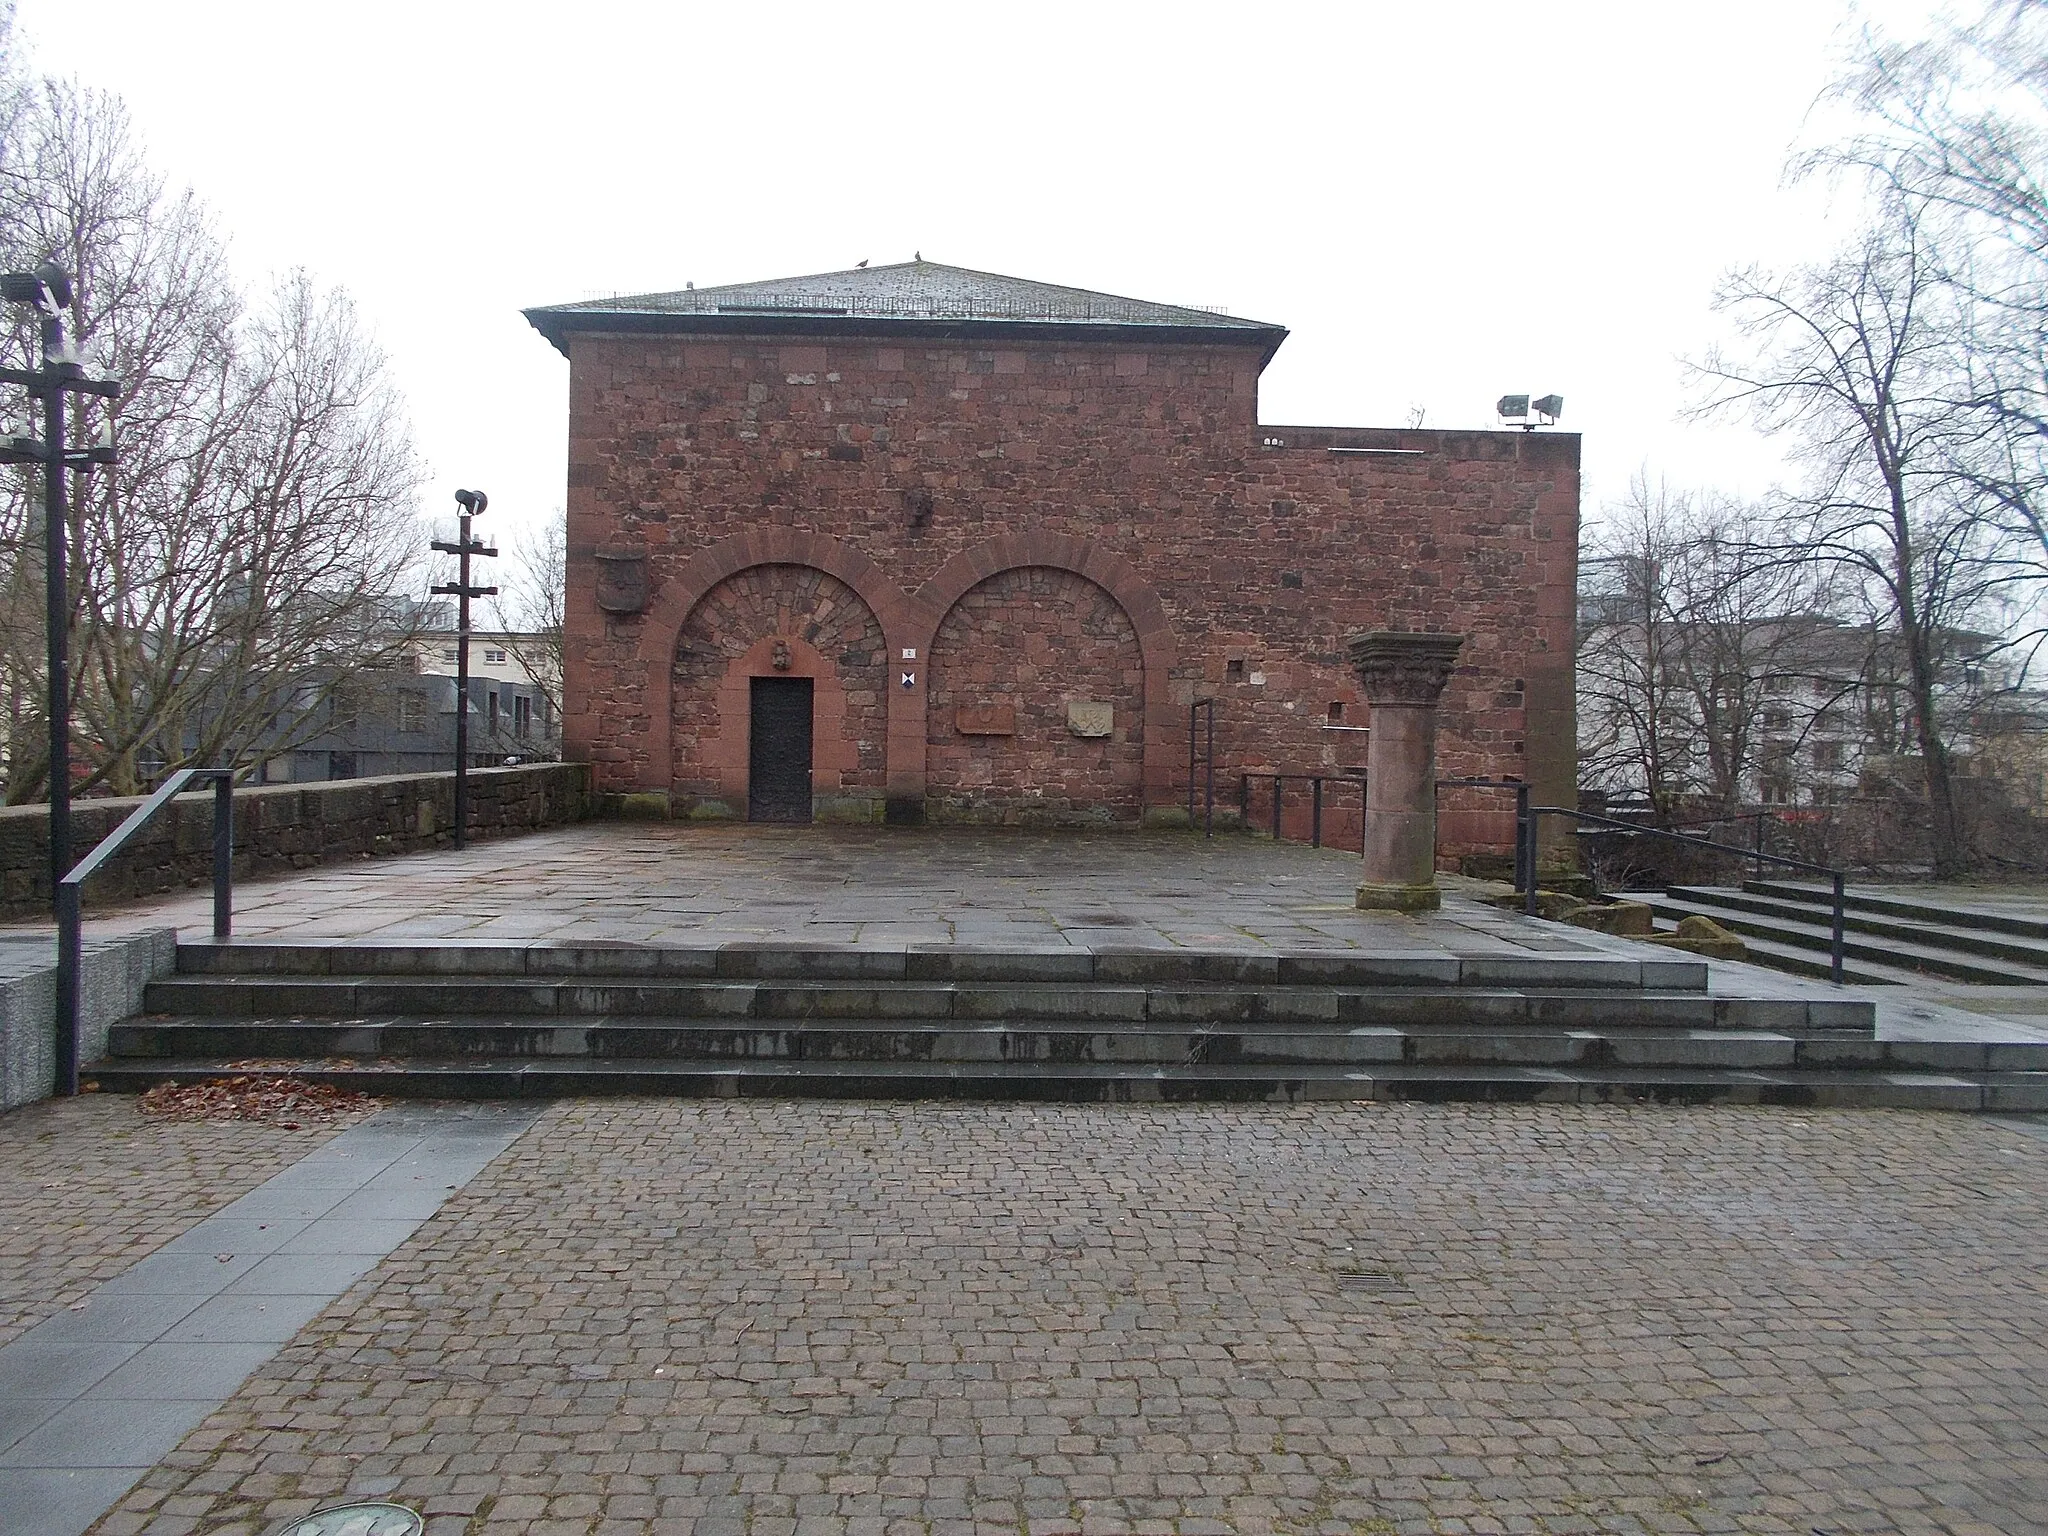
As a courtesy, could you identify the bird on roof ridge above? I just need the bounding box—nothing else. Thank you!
[856,259,868,268]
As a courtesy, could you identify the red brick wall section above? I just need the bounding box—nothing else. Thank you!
[671,565,887,816]
[926,567,1145,825]
[561,332,1580,854]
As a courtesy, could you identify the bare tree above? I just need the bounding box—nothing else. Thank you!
[1693,189,2033,874]
[1815,1,2047,644]
[1579,475,1837,820]
[485,508,564,725]
[0,70,424,800]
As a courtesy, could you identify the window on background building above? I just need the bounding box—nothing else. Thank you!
[442,647,458,664]
[398,690,426,733]
[485,648,507,664]
[1812,740,1842,771]
[488,691,499,730]
[514,695,532,735]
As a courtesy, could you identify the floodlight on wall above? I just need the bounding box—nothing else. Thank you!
[1497,393,1563,431]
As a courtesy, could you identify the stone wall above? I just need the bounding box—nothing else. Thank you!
[560,330,1578,856]
[0,929,174,1109]
[0,762,591,919]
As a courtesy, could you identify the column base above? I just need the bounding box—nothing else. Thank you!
[1355,881,1441,914]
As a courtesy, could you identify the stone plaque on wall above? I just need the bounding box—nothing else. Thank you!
[957,703,1017,736]
[1066,700,1113,738]
[593,547,649,615]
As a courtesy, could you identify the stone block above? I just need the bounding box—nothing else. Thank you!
[1355,881,1441,913]
[1563,900,1654,936]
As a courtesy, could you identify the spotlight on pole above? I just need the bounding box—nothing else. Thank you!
[0,260,123,1097]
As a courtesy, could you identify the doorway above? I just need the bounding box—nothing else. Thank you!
[748,676,814,822]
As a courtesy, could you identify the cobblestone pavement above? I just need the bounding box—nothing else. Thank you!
[92,1101,2048,1536]
[0,1096,371,1349]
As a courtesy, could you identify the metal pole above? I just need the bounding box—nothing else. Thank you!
[1523,810,1540,918]
[1187,703,1195,825]
[1831,871,1846,985]
[55,880,78,1096]
[454,505,471,849]
[1514,782,1530,893]
[212,773,233,939]
[1753,812,1764,883]
[1203,704,1214,837]
[1312,777,1323,848]
[1239,772,1248,826]
[41,308,68,909]
[1272,776,1282,841]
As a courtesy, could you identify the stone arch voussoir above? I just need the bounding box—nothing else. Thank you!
[914,535,1178,811]
[634,532,918,794]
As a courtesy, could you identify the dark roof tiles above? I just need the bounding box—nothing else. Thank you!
[524,260,1287,360]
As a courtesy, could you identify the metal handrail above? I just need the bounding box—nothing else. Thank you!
[1519,804,1847,984]
[1187,700,1217,838]
[1239,771,1369,851]
[55,768,234,1095]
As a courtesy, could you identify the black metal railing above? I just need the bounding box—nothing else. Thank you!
[1587,803,1790,882]
[1238,771,1370,851]
[1516,803,1847,983]
[1187,700,1217,837]
[55,768,234,1095]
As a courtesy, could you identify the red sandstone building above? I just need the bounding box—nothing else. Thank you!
[526,262,1577,858]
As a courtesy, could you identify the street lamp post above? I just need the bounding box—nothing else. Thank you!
[1,261,121,1097]
[430,489,497,849]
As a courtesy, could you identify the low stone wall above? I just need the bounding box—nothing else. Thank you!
[0,762,591,919]
[0,929,176,1109]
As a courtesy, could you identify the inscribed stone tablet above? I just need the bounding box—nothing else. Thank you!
[1067,700,1114,737]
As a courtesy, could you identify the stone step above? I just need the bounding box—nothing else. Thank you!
[79,1054,2048,1112]
[135,977,1873,1035]
[170,940,1709,992]
[1668,885,2048,974]
[106,1015,1988,1069]
[1645,891,2048,986]
[1746,879,2048,942]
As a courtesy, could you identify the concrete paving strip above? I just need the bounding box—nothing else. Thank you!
[0,1101,538,1536]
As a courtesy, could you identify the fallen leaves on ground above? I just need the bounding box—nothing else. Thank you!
[137,1075,379,1126]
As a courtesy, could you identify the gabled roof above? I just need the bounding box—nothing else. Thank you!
[524,260,1288,364]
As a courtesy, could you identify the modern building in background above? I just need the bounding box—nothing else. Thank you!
[241,607,561,784]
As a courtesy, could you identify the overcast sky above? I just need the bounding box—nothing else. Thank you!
[13,0,1950,564]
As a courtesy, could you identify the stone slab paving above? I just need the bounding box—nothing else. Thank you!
[0,1097,376,1350]
[77,1098,2048,1536]
[0,1102,536,1536]
[1,825,1614,959]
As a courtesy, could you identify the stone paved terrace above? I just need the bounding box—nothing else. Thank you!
[35,1095,2048,1536]
[10,822,2046,1044]
[18,824,1568,955]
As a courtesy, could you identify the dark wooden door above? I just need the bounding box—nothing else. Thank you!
[748,677,814,822]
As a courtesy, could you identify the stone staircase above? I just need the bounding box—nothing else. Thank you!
[79,939,2048,1110]
[1634,880,2048,988]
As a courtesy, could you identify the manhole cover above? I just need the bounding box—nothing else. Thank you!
[271,1503,424,1536]
[1334,1269,1405,1293]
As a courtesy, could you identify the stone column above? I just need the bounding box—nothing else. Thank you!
[1348,631,1465,913]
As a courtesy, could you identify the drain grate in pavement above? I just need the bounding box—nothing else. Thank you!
[1334,1268,1407,1293]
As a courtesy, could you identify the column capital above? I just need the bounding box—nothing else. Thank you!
[1346,631,1465,706]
